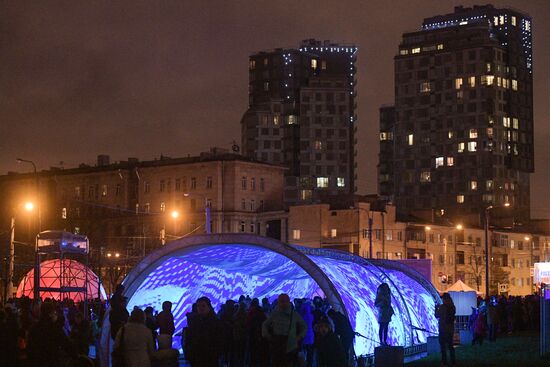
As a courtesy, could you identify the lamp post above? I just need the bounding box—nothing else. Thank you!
[16,158,40,301]
[484,203,510,297]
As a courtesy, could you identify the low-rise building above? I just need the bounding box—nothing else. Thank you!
[288,196,550,296]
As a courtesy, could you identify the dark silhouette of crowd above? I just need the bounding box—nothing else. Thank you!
[0,288,542,367]
[109,291,353,367]
[467,294,541,345]
[0,295,104,367]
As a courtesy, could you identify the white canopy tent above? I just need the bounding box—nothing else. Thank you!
[445,280,481,316]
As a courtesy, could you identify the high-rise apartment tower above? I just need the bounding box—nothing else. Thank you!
[241,39,358,205]
[379,5,533,224]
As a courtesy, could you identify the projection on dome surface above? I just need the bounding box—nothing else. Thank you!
[127,243,439,356]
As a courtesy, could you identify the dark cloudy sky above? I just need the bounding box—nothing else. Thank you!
[1,1,549,217]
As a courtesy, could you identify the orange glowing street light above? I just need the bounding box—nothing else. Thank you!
[24,202,35,211]
[171,210,179,219]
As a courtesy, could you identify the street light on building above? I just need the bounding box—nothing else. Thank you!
[484,202,511,297]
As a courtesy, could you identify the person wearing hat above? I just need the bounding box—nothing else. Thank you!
[262,293,307,367]
[314,315,346,367]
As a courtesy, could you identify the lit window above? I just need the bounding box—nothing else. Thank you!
[503,78,509,89]
[337,177,345,187]
[420,171,431,182]
[407,134,414,146]
[448,131,454,139]
[486,180,494,190]
[512,118,519,129]
[249,60,256,70]
[317,177,329,188]
[273,115,280,125]
[503,117,511,128]
[499,15,504,25]
[293,229,301,240]
[321,60,327,70]
[102,185,107,197]
[487,128,494,138]
[486,63,492,73]
[287,115,298,125]
[420,82,431,93]
[314,141,323,150]
[455,78,463,89]
[496,77,502,87]
[524,20,531,31]
[468,142,477,152]
[331,229,337,238]
[437,43,444,50]
[311,59,318,69]
[481,75,494,85]
[457,195,465,204]
[511,79,518,91]
[482,194,493,203]
[61,208,67,219]
[511,16,517,26]
[447,157,454,166]
[435,157,444,168]
[467,76,475,88]
[470,181,478,190]
[160,202,166,212]
[458,142,465,153]
[469,129,478,139]
[493,16,499,26]
[399,49,409,55]
[411,47,421,54]
[380,132,391,141]
[300,190,312,201]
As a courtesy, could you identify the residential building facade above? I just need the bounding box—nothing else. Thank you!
[0,152,287,283]
[381,5,534,225]
[288,197,549,296]
[241,39,358,205]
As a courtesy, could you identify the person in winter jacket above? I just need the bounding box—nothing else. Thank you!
[157,301,175,349]
[374,283,394,345]
[262,293,307,367]
[436,293,456,366]
[298,300,315,367]
[114,308,155,367]
[185,297,222,367]
[315,316,346,367]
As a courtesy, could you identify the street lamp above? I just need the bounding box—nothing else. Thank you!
[484,202,511,297]
[17,157,41,301]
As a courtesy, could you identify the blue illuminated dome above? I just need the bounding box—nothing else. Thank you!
[102,234,440,360]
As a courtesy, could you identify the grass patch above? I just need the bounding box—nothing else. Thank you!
[407,331,549,367]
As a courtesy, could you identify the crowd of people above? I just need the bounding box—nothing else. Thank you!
[467,294,541,346]
[0,288,543,367]
[109,285,355,367]
[0,296,104,367]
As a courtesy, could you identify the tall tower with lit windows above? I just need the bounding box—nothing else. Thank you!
[380,5,533,224]
[241,39,358,205]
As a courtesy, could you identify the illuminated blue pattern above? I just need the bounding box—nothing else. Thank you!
[127,244,438,356]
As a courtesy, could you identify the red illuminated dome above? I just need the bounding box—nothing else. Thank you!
[16,259,107,301]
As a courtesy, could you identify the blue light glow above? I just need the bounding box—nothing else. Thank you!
[126,243,438,356]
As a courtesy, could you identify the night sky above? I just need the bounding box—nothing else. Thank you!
[1,1,549,217]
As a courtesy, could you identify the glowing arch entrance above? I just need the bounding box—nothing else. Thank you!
[103,234,440,361]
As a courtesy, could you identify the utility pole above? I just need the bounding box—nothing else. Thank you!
[5,217,15,301]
